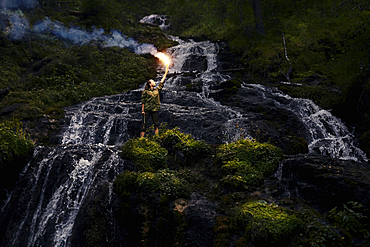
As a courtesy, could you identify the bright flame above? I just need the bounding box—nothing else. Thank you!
[155,52,171,67]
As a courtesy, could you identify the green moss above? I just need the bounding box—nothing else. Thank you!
[216,139,284,191]
[152,125,212,166]
[221,160,264,190]
[234,200,301,245]
[115,169,191,200]
[121,138,168,172]
[114,168,191,246]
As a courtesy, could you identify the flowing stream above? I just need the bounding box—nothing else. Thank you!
[0,14,368,247]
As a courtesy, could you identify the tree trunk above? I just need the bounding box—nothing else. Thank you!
[251,0,265,35]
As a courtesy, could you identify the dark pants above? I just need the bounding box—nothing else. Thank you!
[142,111,159,132]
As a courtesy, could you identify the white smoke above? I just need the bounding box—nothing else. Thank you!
[2,10,30,39]
[0,0,38,10]
[4,12,159,55]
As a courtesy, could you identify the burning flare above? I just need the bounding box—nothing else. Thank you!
[155,52,171,67]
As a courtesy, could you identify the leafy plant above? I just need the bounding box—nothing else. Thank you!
[327,201,369,239]
[299,208,346,247]
[221,160,264,190]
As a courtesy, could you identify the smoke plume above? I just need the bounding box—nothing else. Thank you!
[1,0,38,10]
[3,12,159,56]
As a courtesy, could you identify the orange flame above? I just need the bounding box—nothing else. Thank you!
[155,52,171,67]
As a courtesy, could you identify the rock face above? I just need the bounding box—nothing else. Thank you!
[279,154,370,213]
[183,193,217,247]
[219,86,310,154]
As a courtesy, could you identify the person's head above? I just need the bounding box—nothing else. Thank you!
[145,79,156,90]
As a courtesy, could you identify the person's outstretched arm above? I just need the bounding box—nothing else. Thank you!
[160,66,169,83]
[158,66,169,90]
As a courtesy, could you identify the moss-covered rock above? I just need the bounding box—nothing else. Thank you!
[121,138,168,172]
[233,200,301,246]
[215,139,284,192]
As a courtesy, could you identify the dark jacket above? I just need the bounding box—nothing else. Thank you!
[141,81,164,112]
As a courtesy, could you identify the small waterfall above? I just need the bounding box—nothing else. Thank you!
[246,84,368,162]
[2,145,126,247]
[62,94,135,146]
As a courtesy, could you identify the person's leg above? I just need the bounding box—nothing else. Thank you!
[140,112,150,137]
[152,112,159,135]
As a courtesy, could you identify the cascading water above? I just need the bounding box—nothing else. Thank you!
[1,13,368,247]
[245,84,368,162]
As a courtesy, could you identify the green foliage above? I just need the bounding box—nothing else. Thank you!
[121,126,211,171]
[233,200,301,245]
[152,125,212,165]
[115,169,191,199]
[0,120,34,166]
[299,208,346,247]
[221,160,264,189]
[0,36,156,120]
[121,138,168,172]
[327,201,369,239]
[216,139,284,190]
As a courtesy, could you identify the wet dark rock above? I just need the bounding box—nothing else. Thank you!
[220,87,309,154]
[183,193,217,247]
[279,154,370,214]
[181,54,208,72]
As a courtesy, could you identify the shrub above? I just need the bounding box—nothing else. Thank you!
[300,208,346,247]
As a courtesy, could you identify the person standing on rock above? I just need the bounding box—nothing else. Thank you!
[140,65,169,137]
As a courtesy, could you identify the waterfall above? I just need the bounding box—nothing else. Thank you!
[1,14,368,247]
[246,84,368,162]
[1,145,126,247]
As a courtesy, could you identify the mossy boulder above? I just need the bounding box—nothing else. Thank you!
[233,200,301,245]
[215,139,284,192]
[121,138,168,172]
